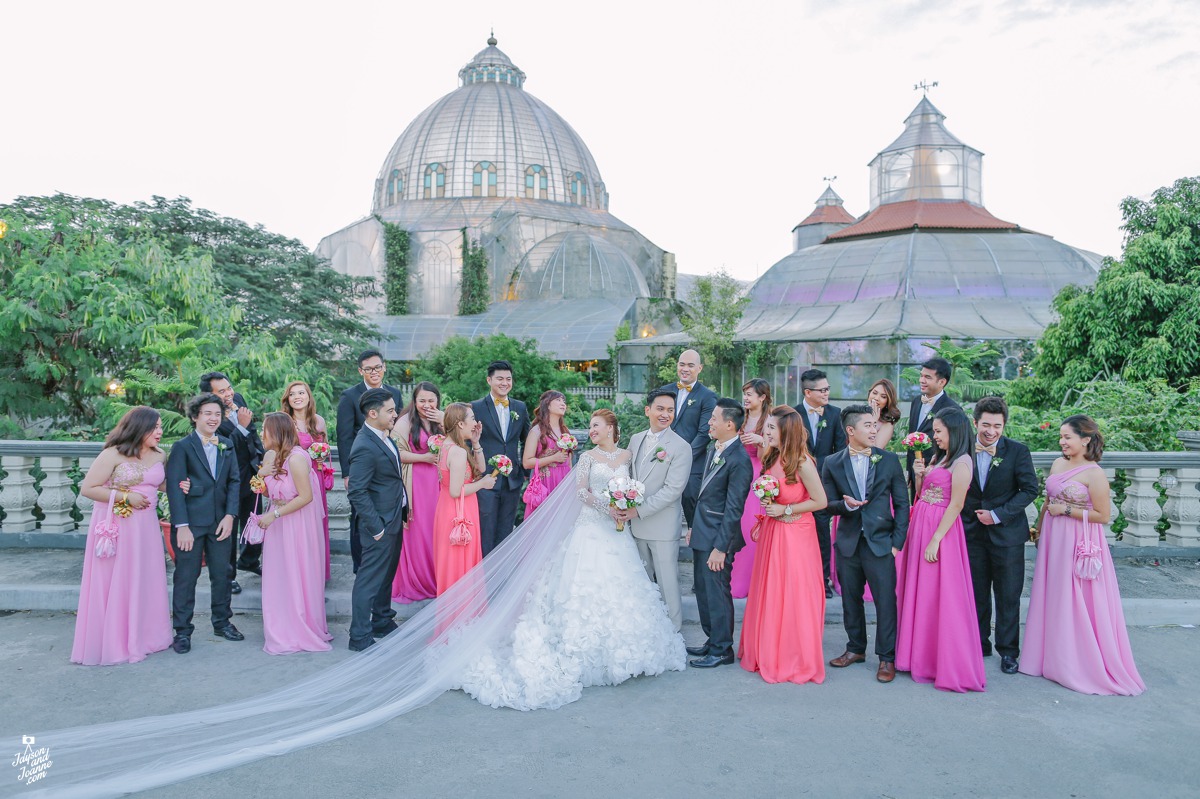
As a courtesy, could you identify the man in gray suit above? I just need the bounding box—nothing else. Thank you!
[621,387,693,632]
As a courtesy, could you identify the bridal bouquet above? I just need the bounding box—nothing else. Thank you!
[307,440,335,490]
[307,441,331,461]
[556,433,578,452]
[603,476,646,532]
[427,434,446,456]
[489,454,514,477]
[902,432,933,463]
[751,474,780,505]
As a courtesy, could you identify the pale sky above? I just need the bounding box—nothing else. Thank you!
[4,0,1197,282]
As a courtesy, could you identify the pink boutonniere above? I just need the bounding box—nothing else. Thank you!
[652,446,668,462]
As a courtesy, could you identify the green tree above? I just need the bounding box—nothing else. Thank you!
[678,269,749,394]
[380,220,410,315]
[1009,176,1200,408]
[415,334,585,410]
[458,229,490,315]
[900,338,1011,401]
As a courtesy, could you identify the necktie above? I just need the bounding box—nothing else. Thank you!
[848,446,871,457]
[975,442,997,456]
[921,395,937,405]
[494,397,509,408]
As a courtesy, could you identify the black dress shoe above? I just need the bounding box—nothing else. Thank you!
[236,561,262,576]
[686,645,710,657]
[348,638,375,652]
[689,653,735,668]
[825,578,834,599]
[373,620,399,638]
[172,635,191,654]
[230,580,242,595]
[1001,655,1019,674]
[214,624,245,641]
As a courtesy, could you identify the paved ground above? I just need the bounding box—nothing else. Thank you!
[1,611,1197,798]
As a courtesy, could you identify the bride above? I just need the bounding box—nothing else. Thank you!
[26,411,685,797]
[457,408,685,710]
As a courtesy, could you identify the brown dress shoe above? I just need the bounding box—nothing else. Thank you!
[877,661,896,683]
[829,651,867,668]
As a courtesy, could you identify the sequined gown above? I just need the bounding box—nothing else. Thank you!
[1020,463,1144,695]
[72,461,173,665]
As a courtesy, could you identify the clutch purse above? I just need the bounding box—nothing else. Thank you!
[449,495,473,547]
[241,495,268,546]
[93,490,120,559]
[1072,508,1103,581]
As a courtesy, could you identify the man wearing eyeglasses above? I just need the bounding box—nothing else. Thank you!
[337,349,405,572]
[800,368,847,597]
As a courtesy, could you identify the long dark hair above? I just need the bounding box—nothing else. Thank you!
[1063,414,1105,462]
[105,406,162,458]
[868,378,901,424]
[261,412,300,476]
[401,381,443,449]
[741,378,772,436]
[930,407,973,467]
[535,390,567,449]
[760,405,810,484]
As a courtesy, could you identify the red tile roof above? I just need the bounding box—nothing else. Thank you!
[797,204,857,227]
[825,200,1018,241]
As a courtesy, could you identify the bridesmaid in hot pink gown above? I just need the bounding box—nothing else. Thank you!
[522,391,573,518]
[739,405,828,684]
[282,380,331,581]
[732,379,771,599]
[895,409,985,692]
[72,407,173,665]
[257,414,332,655]
[1021,416,1144,695]
[392,388,442,603]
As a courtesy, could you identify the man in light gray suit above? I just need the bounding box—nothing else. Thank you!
[619,387,693,632]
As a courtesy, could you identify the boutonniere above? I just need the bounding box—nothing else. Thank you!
[711,455,724,469]
[216,441,227,452]
[510,410,519,422]
[990,457,1004,469]
[687,399,694,407]
[870,454,882,465]
[817,419,827,431]
[652,446,668,463]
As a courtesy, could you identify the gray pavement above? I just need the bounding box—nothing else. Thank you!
[1,611,1197,798]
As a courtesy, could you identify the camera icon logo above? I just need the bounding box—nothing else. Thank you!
[22,736,36,746]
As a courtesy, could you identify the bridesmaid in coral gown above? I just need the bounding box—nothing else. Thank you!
[895,408,986,692]
[72,407,173,665]
[392,382,444,603]
[739,405,829,684]
[1021,415,1144,695]
[732,379,771,599]
[521,391,573,518]
[255,413,332,655]
[434,403,495,595]
[281,380,331,581]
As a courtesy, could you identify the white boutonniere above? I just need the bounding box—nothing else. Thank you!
[991,457,1003,470]
[817,419,827,431]
[510,410,519,422]
[687,399,694,407]
[216,441,227,452]
[870,454,882,465]
[711,455,723,469]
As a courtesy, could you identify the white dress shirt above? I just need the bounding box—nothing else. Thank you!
[851,451,870,503]
[675,384,694,414]
[975,437,1001,524]
[917,391,945,429]
[493,396,510,439]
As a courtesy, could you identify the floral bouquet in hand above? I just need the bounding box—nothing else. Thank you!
[902,432,933,463]
[555,433,579,453]
[427,434,446,456]
[603,476,647,532]
[249,475,267,495]
[307,441,331,461]
[751,474,780,505]
[307,440,335,489]
[488,454,514,478]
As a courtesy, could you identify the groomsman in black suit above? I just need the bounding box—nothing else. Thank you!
[687,398,753,669]
[905,357,962,494]
[346,388,408,651]
[799,368,847,597]
[337,349,404,572]
[164,393,245,654]
[821,404,910,683]
[200,371,264,592]
[962,396,1038,675]
[660,349,717,526]
[471,360,531,555]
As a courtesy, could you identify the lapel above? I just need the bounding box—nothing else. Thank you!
[187,433,216,483]
[979,437,1008,494]
[630,432,644,479]
[841,451,861,501]
[865,447,879,495]
[365,427,401,477]
[479,396,501,441]
[699,439,737,496]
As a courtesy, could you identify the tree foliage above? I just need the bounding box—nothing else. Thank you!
[678,269,749,393]
[381,220,410,315]
[900,338,1010,401]
[1009,176,1200,408]
[458,229,490,316]
[415,334,585,410]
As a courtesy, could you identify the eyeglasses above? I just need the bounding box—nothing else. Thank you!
[360,365,385,373]
[806,387,831,394]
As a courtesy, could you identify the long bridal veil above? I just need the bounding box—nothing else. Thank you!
[24,471,585,798]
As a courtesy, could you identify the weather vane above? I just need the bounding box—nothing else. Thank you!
[822,176,838,184]
[914,80,939,96]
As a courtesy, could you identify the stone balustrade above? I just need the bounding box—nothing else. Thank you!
[2,441,1199,549]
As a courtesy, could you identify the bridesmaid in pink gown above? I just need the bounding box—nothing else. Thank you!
[739,405,829,684]
[72,407,173,665]
[255,413,332,655]
[1021,415,1144,695]
[732,379,771,599]
[281,380,331,581]
[434,404,495,595]
[522,391,573,518]
[895,408,986,692]
[392,382,444,602]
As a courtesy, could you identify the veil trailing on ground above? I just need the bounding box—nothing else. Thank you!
[25,470,585,799]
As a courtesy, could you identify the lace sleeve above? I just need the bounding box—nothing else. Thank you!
[575,453,609,511]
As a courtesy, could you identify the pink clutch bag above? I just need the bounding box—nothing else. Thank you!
[241,495,267,545]
[93,490,119,559]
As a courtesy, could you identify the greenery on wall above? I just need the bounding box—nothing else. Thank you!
[458,228,490,316]
[380,220,411,315]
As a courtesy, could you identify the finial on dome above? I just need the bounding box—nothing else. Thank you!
[487,29,497,46]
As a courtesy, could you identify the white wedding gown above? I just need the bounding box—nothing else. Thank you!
[456,449,686,710]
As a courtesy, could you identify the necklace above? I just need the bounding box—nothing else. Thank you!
[592,446,621,460]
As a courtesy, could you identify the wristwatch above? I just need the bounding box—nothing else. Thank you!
[784,504,794,517]
[273,508,281,519]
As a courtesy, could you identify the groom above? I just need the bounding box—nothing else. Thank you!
[821,404,910,683]
[687,398,753,668]
[472,360,531,556]
[346,388,408,651]
[623,387,693,632]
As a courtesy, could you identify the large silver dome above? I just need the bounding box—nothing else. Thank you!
[372,36,608,212]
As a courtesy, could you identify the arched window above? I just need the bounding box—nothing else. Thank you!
[525,165,549,199]
[928,149,959,187]
[473,162,498,197]
[386,169,404,205]
[570,171,588,205]
[423,163,446,199]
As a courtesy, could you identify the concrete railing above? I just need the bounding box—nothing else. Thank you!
[2,441,1198,548]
